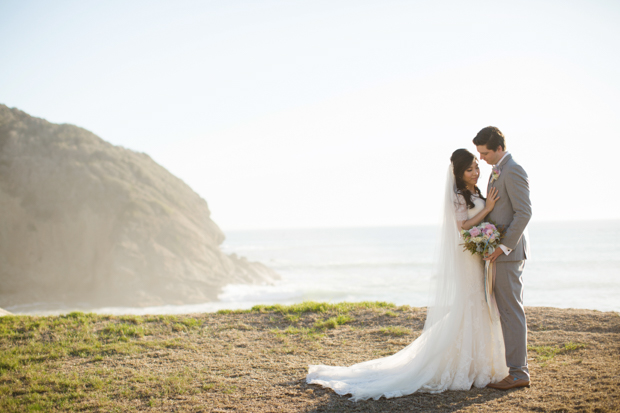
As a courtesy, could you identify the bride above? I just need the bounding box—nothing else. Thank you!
[306,149,508,401]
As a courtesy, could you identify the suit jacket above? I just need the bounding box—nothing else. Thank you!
[487,153,532,262]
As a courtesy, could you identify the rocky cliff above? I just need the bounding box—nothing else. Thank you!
[0,105,278,310]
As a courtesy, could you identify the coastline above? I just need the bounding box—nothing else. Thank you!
[1,302,618,412]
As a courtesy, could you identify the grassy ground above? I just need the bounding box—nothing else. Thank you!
[1,302,618,412]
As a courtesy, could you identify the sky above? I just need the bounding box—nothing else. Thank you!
[1,0,619,230]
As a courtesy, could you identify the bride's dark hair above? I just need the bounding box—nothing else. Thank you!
[450,149,485,209]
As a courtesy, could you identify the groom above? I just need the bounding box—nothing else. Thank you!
[474,126,532,390]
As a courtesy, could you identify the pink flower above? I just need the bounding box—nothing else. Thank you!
[469,227,481,237]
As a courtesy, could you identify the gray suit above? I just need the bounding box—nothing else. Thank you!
[487,153,532,381]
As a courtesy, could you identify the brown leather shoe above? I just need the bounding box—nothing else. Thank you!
[486,375,530,390]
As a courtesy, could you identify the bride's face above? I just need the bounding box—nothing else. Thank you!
[462,159,480,188]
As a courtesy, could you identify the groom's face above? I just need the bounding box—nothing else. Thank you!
[476,145,502,165]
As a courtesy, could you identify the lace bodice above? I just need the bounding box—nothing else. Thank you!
[455,193,486,221]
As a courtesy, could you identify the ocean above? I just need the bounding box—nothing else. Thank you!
[74,220,620,315]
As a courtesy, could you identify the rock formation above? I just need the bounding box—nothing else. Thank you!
[0,104,278,311]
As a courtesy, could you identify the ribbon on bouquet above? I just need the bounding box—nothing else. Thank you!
[484,261,496,321]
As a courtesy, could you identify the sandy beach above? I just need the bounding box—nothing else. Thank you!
[0,302,618,412]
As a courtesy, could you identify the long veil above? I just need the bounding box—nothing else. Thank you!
[423,165,468,336]
[306,166,471,401]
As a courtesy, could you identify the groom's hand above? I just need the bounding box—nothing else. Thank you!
[484,248,503,263]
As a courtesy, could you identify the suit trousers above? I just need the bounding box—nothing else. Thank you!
[494,260,529,381]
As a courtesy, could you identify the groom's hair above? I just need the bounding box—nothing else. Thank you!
[473,126,506,151]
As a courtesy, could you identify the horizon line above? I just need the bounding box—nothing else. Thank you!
[220,217,620,232]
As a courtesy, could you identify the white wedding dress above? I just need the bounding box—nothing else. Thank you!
[306,167,508,401]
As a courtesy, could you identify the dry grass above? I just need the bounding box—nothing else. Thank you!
[1,303,618,412]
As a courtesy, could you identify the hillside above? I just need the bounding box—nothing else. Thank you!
[0,104,278,310]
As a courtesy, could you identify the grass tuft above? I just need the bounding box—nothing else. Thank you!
[180,318,201,329]
[284,314,300,323]
[216,309,251,315]
[528,341,587,361]
[379,326,412,336]
[250,301,396,315]
[563,341,587,351]
[314,315,353,330]
[119,315,144,325]
[101,323,148,340]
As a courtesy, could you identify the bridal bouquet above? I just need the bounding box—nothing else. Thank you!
[460,222,504,257]
[461,222,506,320]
